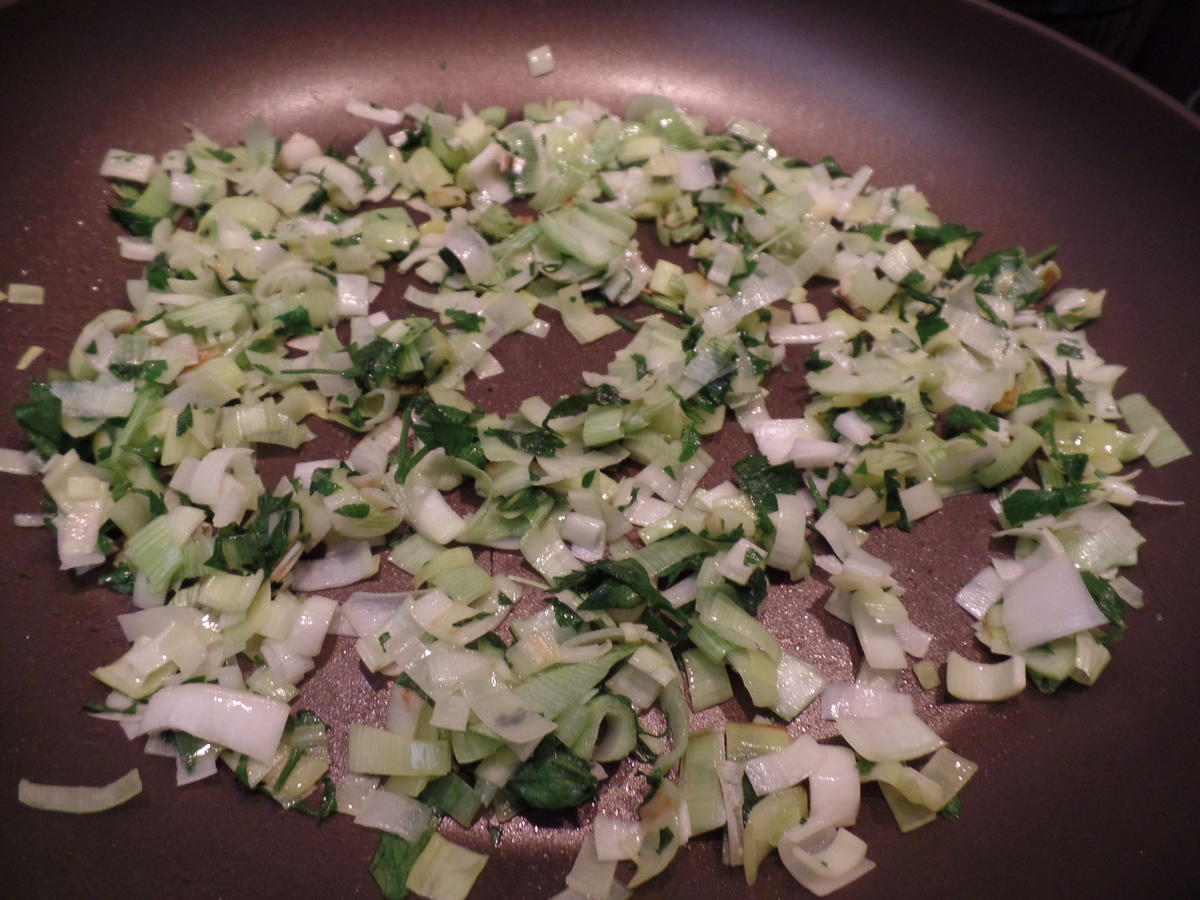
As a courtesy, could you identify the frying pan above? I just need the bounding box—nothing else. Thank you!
[1,1,1196,897]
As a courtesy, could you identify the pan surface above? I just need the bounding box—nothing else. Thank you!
[0,1,1196,897]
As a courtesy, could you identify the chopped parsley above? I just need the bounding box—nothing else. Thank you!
[733,453,805,516]
[1081,571,1126,644]
[913,222,981,248]
[915,313,949,344]
[309,467,341,496]
[175,403,194,436]
[1001,483,1094,526]
[484,426,565,457]
[410,399,486,468]
[679,424,701,462]
[555,558,667,612]
[14,380,70,458]
[273,306,318,339]
[97,562,137,595]
[445,309,485,332]
[543,383,626,423]
[109,360,167,382]
[507,737,599,810]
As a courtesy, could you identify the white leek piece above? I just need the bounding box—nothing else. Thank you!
[406,832,489,900]
[138,684,289,761]
[744,734,824,796]
[1001,554,1108,652]
[526,45,555,77]
[353,788,435,840]
[836,713,944,762]
[945,652,1026,701]
[779,827,876,897]
[18,769,142,814]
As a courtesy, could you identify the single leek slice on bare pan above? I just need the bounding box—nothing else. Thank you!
[19,769,142,814]
[946,652,1026,701]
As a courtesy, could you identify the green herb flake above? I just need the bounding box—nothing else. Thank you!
[292,776,338,822]
[273,306,318,339]
[83,698,139,715]
[1056,341,1084,360]
[14,381,69,459]
[175,404,194,437]
[272,746,305,792]
[730,568,768,617]
[945,404,1000,435]
[507,737,599,810]
[169,730,214,774]
[1017,386,1060,407]
[544,384,626,423]
[1081,571,1126,644]
[939,793,963,820]
[445,309,485,332]
[1063,362,1087,406]
[913,222,981,248]
[370,822,438,900]
[804,349,832,372]
[108,206,160,237]
[915,314,949,345]
[394,673,435,707]
[309,467,341,496]
[883,468,912,532]
[555,558,667,613]
[613,314,638,333]
[206,489,299,575]
[732,453,805,515]
[851,223,886,241]
[548,598,583,628]
[97,562,136,595]
[299,187,329,214]
[631,353,650,380]
[485,426,565,457]
[145,253,174,291]
[819,154,848,178]
[1001,483,1094,526]
[679,424,701,463]
[410,399,486,469]
[109,360,168,383]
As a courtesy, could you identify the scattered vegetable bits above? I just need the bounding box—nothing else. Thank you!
[4,93,1189,899]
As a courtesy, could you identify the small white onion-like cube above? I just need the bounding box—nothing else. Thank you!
[593,815,643,861]
[279,132,323,170]
[117,237,157,262]
[100,149,156,183]
[169,172,202,206]
[336,273,372,316]
[877,239,923,281]
[345,99,404,126]
[526,44,555,77]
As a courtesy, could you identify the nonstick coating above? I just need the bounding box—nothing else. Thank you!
[0,1,1196,897]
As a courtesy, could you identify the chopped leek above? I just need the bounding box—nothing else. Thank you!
[6,89,1187,900]
[18,769,142,814]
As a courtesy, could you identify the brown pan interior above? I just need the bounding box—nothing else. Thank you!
[0,1,1196,897]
